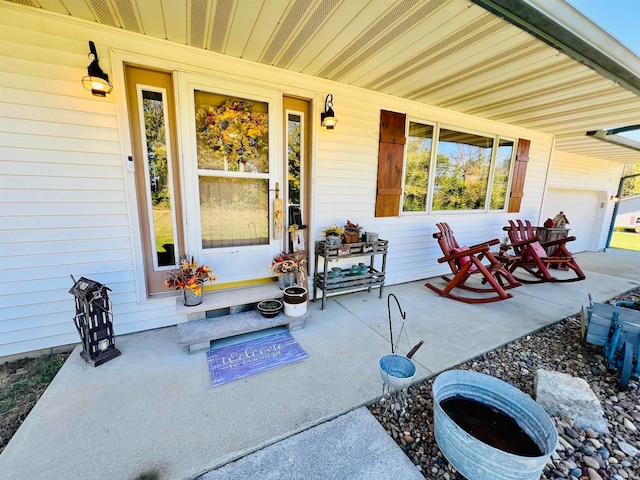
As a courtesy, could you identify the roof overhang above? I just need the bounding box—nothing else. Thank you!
[4,0,639,164]
[472,0,640,96]
[586,125,640,152]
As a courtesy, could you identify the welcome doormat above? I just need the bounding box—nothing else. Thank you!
[206,331,308,387]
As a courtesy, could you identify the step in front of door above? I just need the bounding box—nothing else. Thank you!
[175,283,284,319]
[177,309,309,354]
[175,283,310,354]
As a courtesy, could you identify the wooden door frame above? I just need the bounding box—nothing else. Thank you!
[283,96,312,256]
[111,50,319,300]
[124,64,185,296]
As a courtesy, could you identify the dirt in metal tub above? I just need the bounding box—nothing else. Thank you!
[433,369,558,480]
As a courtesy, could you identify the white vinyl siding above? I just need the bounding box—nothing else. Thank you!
[543,150,623,251]
[615,196,640,228]
[0,8,182,357]
[542,189,600,252]
[0,4,618,357]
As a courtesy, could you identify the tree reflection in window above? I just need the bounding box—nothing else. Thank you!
[143,89,176,266]
[403,122,433,212]
[490,140,514,210]
[433,129,492,211]
[287,113,301,206]
[402,121,516,213]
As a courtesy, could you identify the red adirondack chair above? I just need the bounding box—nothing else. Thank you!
[425,223,522,303]
[503,219,586,283]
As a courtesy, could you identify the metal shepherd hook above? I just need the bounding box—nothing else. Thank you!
[387,293,405,354]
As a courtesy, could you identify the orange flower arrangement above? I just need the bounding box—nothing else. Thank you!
[165,256,217,296]
[271,251,307,275]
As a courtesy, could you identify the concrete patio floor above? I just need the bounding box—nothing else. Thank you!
[1,249,638,480]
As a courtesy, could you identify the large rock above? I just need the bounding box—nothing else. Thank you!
[534,369,609,434]
[618,440,639,457]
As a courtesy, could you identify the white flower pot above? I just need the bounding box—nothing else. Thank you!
[283,286,307,317]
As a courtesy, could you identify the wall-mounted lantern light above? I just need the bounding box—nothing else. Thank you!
[320,94,337,129]
[81,41,113,97]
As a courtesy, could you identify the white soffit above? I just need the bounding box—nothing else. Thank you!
[6,0,640,164]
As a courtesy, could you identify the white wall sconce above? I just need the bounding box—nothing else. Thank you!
[81,41,113,97]
[320,94,337,129]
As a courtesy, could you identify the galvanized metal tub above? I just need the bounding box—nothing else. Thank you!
[433,369,558,480]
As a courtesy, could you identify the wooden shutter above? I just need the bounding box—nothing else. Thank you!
[375,110,406,217]
[507,138,530,213]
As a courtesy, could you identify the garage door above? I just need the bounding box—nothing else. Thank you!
[541,189,601,252]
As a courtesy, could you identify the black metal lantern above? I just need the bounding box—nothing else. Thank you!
[81,41,113,97]
[69,275,121,366]
[320,94,337,129]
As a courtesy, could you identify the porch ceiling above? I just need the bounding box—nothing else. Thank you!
[10,0,640,163]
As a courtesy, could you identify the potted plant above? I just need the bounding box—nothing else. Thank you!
[498,237,512,257]
[323,224,344,245]
[343,219,362,244]
[271,251,307,289]
[165,256,217,306]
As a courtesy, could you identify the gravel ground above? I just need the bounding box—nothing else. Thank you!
[369,288,640,480]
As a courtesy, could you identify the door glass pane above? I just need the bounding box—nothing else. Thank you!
[403,122,433,212]
[287,113,301,205]
[490,139,514,210]
[142,89,176,267]
[199,177,269,248]
[194,91,269,173]
[433,129,492,211]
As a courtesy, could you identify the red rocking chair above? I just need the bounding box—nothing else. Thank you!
[425,223,522,304]
[503,219,586,283]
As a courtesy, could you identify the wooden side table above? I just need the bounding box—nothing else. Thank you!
[494,253,522,285]
[495,253,520,266]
